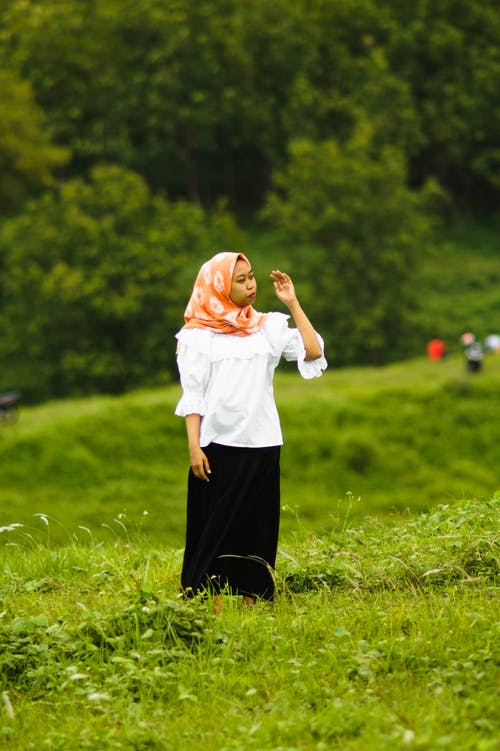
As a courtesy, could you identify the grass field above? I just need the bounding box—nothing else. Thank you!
[1,221,499,749]
[1,497,497,750]
[410,222,500,347]
[1,352,499,548]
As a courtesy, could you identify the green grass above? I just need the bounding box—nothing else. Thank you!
[1,353,500,547]
[407,222,500,347]
[1,497,498,750]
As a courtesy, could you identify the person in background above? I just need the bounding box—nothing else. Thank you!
[427,338,447,360]
[174,251,327,612]
[461,332,484,373]
[460,331,476,348]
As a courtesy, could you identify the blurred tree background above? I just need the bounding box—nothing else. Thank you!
[0,0,499,401]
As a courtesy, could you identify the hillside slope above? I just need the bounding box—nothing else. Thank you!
[1,354,499,547]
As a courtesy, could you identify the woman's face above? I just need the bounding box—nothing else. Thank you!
[230,259,257,307]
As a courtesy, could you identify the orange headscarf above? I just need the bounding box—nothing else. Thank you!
[182,251,267,336]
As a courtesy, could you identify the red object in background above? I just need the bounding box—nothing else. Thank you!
[427,339,446,360]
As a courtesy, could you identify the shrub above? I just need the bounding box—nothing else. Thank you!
[0,165,242,401]
[262,129,442,365]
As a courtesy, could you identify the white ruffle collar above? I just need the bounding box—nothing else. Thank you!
[175,311,290,361]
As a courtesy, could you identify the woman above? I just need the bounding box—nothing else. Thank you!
[175,251,326,608]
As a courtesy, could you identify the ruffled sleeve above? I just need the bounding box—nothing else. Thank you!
[174,330,211,416]
[263,312,327,379]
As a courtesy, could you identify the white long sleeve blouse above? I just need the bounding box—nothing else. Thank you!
[174,312,327,448]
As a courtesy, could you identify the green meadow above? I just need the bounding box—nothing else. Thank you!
[0,497,498,750]
[1,352,499,547]
[1,351,499,749]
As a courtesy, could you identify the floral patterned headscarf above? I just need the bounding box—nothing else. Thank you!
[182,251,266,336]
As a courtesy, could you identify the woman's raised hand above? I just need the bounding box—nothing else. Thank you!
[270,270,297,307]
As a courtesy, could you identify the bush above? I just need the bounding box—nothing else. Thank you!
[0,66,68,213]
[262,129,443,365]
[0,165,242,401]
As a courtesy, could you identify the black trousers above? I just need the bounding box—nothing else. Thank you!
[181,443,281,598]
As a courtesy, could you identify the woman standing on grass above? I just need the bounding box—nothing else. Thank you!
[174,251,327,609]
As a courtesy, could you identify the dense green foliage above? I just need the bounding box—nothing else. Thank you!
[0,66,68,213]
[0,166,241,401]
[1,0,499,398]
[1,354,499,548]
[0,497,497,749]
[384,0,500,208]
[1,215,499,400]
[2,0,499,209]
[262,131,441,364]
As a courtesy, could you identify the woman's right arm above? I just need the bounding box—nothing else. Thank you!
[175,334,212,481]
[185,413,211,482]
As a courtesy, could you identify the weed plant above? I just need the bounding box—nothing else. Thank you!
[0,497,498,750]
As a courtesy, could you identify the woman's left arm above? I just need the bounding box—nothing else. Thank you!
[271,270,324,361]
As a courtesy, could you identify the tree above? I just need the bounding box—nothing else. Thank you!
[262,129,441,365]
[0,0,304,208]
[2,0,498,214]
[0,165,242,401]
[284,0,418,154]
[382,0,500,209]
[0,67,68,213]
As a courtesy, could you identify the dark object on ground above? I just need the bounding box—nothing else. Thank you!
[0,391,21,423]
